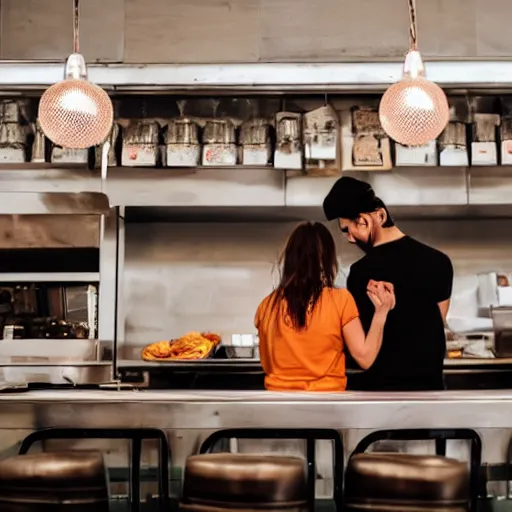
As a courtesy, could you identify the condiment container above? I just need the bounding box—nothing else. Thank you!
[0,101,26,163]
[240,118,271,166]
[122,120,160,167]
[95,123,119,168]
[343,105,392,171]
[274,112,302,170]
[165,117,200,167]
[202,119,237,166]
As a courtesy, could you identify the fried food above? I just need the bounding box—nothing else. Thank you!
[201,332,222,345]
[142,331,221,361]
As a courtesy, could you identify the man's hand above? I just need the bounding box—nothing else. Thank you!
[367,280,396,311]
[368,279,394,295]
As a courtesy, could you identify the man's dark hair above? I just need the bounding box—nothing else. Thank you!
[323,176,395,227]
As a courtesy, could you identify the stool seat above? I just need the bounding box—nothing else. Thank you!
[181,453,307,511]
[0,451,109,511]
[345,453,469,512]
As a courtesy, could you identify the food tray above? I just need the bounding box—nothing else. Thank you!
[141,341,217,363]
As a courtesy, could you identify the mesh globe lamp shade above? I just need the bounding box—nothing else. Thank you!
[379,50,449,147]
[38,54,114,149]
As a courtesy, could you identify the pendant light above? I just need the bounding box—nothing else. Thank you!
[38,0,113,149]
[378,0,449,147]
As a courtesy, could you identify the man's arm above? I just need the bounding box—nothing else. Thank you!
[438,298,450,323]
[435,253,454,323]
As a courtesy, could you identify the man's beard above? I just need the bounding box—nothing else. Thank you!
[354,233,373,253]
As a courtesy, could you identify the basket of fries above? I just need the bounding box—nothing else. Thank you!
[141,331,221,362]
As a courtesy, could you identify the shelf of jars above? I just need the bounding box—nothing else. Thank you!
[1,93,512,212]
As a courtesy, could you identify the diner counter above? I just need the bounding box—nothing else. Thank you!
[1,389,512,430]
[119,357,512,371]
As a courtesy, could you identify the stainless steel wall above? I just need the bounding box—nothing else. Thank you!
[121,218,512,349]
[2,0,512,62]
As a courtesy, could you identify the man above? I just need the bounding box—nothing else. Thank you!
[323,176,453,391]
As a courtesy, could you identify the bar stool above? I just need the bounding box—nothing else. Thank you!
[19,427,171,512]
[351,428,482,511]
[180,453,308,512]
[199,428,344,511]
[344,452,470,512]
[0,451,109,511]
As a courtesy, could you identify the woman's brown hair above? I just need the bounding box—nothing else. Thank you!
[273,222,338,329]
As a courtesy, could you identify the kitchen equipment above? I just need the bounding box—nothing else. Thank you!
[500,97,512,165]
[0,101,26,163]
[95,123,119,168]
[478,272,512,309]
[439,97,470,166]
[346,105,392,170]
[304,105,340,176]
[303,105,338,161]
[274,112,302,170]
[202,119,237,166]
[240,118,271,166]
[31,120,46,163]
[51,145,88,164]
[471,97,500,166]
[121,120,160,167]
[440,123,468,166]
[491,306,512,357]
[227,334,259,359]
[472,114,500,166]
[166,117,200,167]
[395,139,437,166]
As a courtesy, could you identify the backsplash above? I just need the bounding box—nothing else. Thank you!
[121,219,512,345]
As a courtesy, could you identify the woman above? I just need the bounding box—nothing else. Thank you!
[255,222,395,392]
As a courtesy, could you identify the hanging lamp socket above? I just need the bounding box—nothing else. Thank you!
[402,50,426,80]
[64,53,88,80]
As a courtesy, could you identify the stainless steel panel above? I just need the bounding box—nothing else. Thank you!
[0,215,99,248]
[0,364,112,385]
[0,62,511,89]
[0,390,512,430]
[286,169,468,207]
[0,193,109,215]
[0,167,101,194]
[469,167,512,205]
[0,339,100,363]
[98,209,119,362]
[108,168,285,207]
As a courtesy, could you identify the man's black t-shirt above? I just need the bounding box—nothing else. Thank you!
[346,236,453,391]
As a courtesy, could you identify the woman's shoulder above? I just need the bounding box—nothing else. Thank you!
[322,287,356,310]
[258,290,278,308]
[323,287,352,300]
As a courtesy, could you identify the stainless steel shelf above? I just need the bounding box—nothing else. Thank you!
[0,164,511,216]
[0,272,100,282]
[0,61,511,91]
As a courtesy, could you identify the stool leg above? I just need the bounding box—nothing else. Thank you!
[306,439,316,512]
[131,438,142,512]
[333,438,343,512]
[435,438,447,457]
[159,438,170,510]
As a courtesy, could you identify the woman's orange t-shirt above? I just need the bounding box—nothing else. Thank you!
[255,288,359,392]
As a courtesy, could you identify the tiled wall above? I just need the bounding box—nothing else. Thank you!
[122,218,512,345]
[2,0,512,62]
